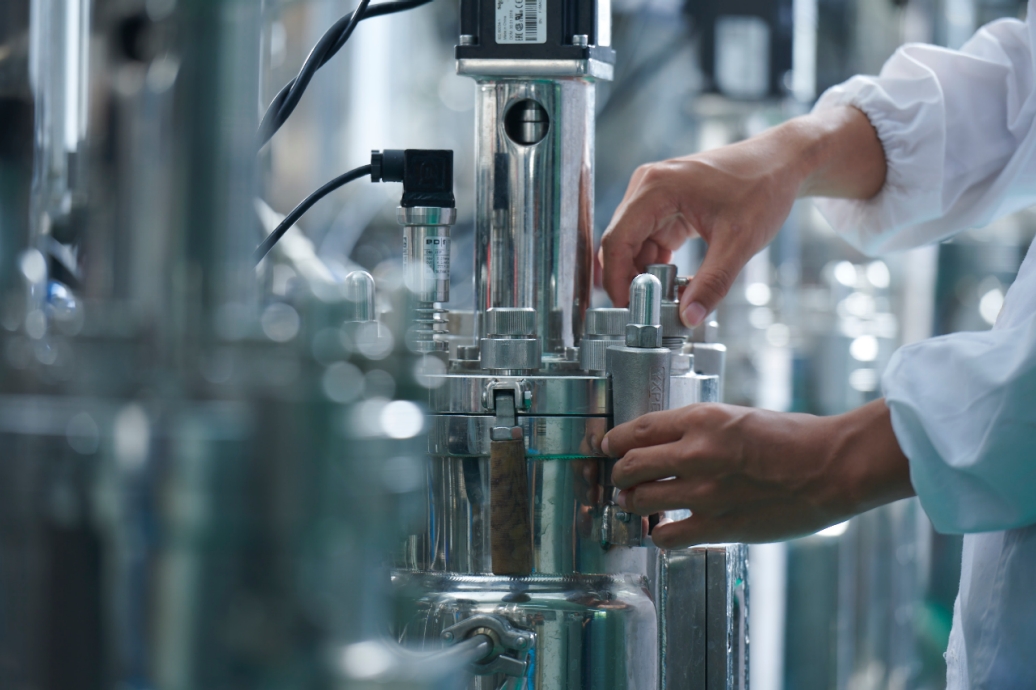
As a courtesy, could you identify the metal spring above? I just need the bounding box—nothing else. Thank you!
[412,302,449,352]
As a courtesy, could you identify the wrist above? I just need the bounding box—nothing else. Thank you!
[777,106,887,200]
[811,106,887,199]
[822,399,915,516]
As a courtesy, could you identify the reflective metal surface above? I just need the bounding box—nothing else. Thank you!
[657,544,749,690]
[393,571,658,690]
[473,79,595,354]
[420,448,635,575]
[429,374,610,416]
[457,59,616,80]
[429,414,607,458]
[607,346,671,426]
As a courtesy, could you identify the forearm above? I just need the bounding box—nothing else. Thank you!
[819,399,915,518]
[753,105,887,201]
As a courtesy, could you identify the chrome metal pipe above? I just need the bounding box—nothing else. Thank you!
[472,79,595,354]
[629,273,663,328]
[427,634,494,668]
[399,206,456,352]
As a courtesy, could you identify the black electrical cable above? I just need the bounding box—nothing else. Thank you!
[254,164,372,265]
[257,0,434,149]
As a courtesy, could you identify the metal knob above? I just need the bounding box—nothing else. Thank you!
[626,274,664,348]
[646,264,677,302]
[486,308,536,337]
[584,308,629,337]
[343,270,376,322]
[629,274,662,326]
[581,308,630,374]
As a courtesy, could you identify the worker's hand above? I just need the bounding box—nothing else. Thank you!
[602,399,913,548]
[599,144,799,326]
[598,106,887,325]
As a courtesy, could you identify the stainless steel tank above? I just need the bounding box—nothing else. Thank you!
[391,3,749,685]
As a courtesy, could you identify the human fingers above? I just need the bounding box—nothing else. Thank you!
[678,234,754,327]
[633,239,672,273]
[599,175,684,306]
[610,444,688,489]
[602,408,689,460]
[649,513,729,549]
[615,477,704,515]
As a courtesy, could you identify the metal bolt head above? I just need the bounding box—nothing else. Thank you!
[457,344,480,361]
[615,510,629,522]
[516,636,528,649]
[459,34,476,46]
[625,323,663,348]
[443,631,455,642]
[572,34,589,47]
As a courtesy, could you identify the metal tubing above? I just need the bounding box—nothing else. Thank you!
[400,207,455,304]
[473,79,595,354]
[428,634,494,668]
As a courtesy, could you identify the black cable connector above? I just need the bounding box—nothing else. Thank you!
[255,149,454,266]
[372,149,454,208]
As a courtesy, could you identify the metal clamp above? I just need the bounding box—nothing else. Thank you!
[601,502,643,549]
[482,379,532,412]
[441,614,535,677]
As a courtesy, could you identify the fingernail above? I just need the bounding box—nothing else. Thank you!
[682,301,707,327]
[615,491,629,510]
[601,435,611,457]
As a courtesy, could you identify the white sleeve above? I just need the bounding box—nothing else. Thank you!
[882,275,1036,533]
[811,14,1036,254]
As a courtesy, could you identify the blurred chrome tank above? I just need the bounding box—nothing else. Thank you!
[0,1,450,688]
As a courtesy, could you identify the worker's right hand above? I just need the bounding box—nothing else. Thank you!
[599,141,800,326]
[598,106,887,326]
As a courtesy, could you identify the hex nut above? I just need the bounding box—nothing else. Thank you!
[625,323,663,349]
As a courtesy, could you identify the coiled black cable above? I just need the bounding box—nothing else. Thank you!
[257,0,434,149]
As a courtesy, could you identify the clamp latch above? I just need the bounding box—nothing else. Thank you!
[441,614,534,677]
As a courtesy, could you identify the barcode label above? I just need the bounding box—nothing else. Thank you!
[496,0,546,44]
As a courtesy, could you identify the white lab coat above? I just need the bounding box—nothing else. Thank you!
[813,7,1036,688]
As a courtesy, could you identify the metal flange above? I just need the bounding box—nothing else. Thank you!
[441,614,535,677]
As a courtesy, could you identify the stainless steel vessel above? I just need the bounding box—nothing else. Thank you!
[391,2,749,686]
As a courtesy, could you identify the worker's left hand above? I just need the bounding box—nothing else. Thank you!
[601,399,914,548]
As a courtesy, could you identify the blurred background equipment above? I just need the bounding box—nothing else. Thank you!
[1,0,1030,687]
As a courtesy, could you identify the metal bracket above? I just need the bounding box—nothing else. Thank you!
[482,379,532,413]
[441,614,535,677]
[601,503,643,549]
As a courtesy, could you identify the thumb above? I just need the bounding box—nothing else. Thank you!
[679,244,745,327]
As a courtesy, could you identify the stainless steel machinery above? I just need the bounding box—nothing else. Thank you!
[1,0,748,687]
[389,3,750,687]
